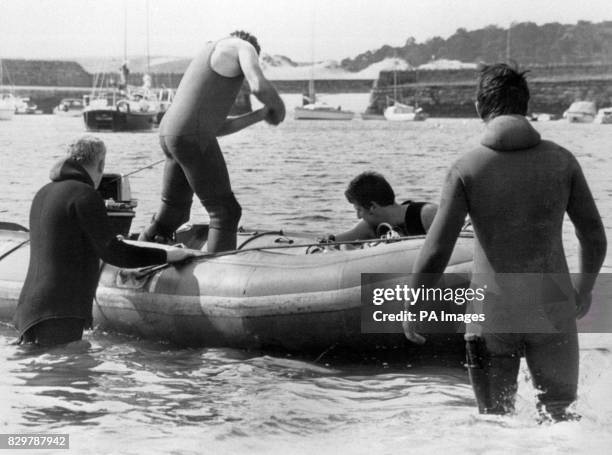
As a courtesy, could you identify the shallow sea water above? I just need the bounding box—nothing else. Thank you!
[1,97,612,454]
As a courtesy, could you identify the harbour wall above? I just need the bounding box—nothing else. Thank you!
[3,59,612,116]
[371,65,612,117]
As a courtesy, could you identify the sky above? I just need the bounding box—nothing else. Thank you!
[1,0,611,62]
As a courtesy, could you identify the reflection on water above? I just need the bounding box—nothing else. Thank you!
[1,113,612,453]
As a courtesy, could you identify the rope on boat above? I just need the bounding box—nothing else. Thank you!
[131,232,474,279]
[0,239,30,262]
[313,343,338,363]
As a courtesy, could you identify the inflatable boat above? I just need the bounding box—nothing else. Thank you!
[0,175,473,352]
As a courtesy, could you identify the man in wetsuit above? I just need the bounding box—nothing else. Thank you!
[14,136,196,347]
[402,64,606,421]
[140,31,286,252]
[330,171,437,242]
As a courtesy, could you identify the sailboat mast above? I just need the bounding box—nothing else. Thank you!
[309,5,315,102]
[123,0,128,63]
[146,0,151,75]
[393,66,397,102]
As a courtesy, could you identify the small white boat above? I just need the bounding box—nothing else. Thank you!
[563,101,596,123]
[53,98,85,117]
[0,93,15,120]
[294,102,354,121]
[14,97,41,115]
[384,102,427,121]
[529,112,557,122]
[594,107,612,125]
[155,87,174,124]
[294,77,353,121]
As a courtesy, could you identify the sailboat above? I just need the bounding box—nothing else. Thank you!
[293,9,353,121]
[383,63,427,122]
[294,76,354,120]
[0,60,15,121]
[83,2,159,131]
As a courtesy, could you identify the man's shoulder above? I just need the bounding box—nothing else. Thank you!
[449,147,487,175]
[538,139,573,156]
[51,179,101,203]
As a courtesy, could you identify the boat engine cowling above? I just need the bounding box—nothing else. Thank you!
[98,173,137,237]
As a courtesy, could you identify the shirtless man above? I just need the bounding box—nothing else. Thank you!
[140,31,286,252]
[330,171,437,242]
[403,63,606,421]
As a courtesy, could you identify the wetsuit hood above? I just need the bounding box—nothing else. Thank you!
[480,115,541,151]
[49,158,95,187]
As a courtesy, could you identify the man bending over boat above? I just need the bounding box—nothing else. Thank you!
[326,171,437,242]
[403,63,606,421]
[139,31,286,252]
[14,136,196,347]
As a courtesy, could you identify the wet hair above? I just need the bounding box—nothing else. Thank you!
[476,63,530,120]
[230,30,261,55]
[345,172,395,208]
[67,135,106,166]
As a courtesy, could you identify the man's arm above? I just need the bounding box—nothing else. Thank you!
[75,192,196,267]
[217,108,267,137]
[404,167,468,343]
[237,43,285,125]
[333,220,376,242]
[566,157,607,318]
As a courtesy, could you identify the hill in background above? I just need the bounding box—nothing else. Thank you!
[342,20,612,71]
[75,20,612,80]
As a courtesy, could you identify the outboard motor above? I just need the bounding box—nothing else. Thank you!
[98,173,137,237]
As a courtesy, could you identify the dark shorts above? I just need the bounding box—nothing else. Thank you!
[20,318,85,346]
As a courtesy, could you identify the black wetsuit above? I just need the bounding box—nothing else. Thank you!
[14,159,167,345]
[399,200,428,235]
[439,115,597,418]
[146,40,244,251]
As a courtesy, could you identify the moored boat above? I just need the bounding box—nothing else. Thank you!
[0,93,15,120]
[384,102,427,121]
[0,61,15,120]
[563,101,596,123]
[83,95,159,132]
[53,98,85,117]
[14,97,41,115]
[294,102,355,121]
[293,71,354,121]
[594,107,612,124]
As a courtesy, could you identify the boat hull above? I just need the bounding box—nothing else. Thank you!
[54,108,83,118]
[565,113,595,123]
[594,109,612,124]
[0,228,473,352]
[83,108,157,131]
[294,107,354,121]
[563,101,597,123]
[384,110,427,122]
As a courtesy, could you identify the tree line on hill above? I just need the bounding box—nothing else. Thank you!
[341,21,612,71]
